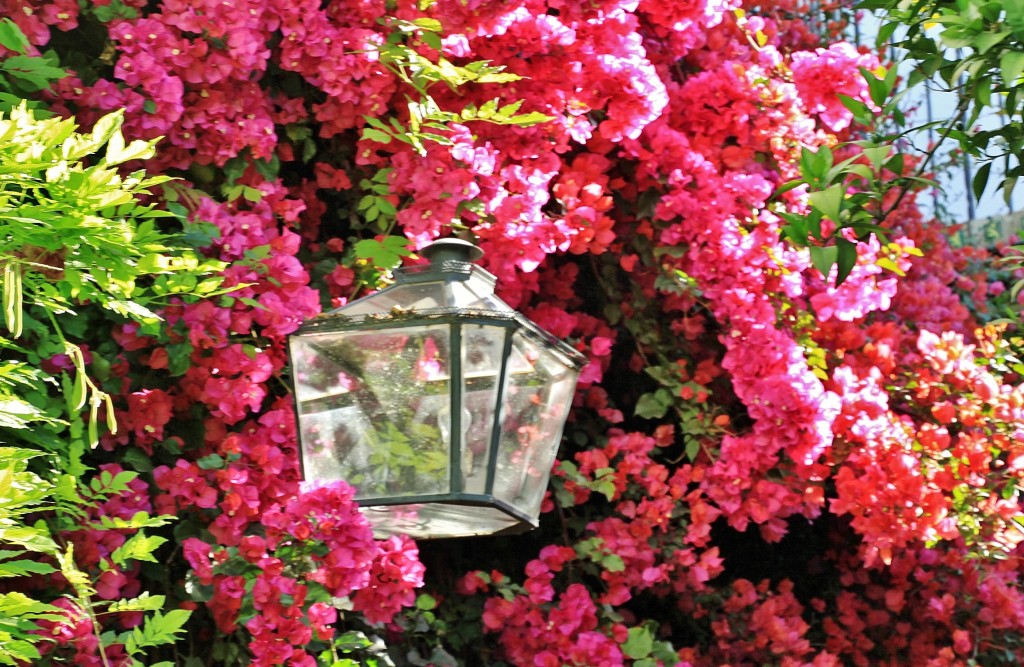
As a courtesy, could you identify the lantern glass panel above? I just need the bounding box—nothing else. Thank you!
[492,331,579,516]
[290,324,453,500]
[361,503,523,539]
[445,278,508,310]
[339,282,446,315]
[459,324,506,494]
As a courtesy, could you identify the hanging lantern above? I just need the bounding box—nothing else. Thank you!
[287,239,587,539]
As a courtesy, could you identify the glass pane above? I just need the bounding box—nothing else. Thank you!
[493,332,579,517]
[290,335,362,403]
[459,325,505,494]
[291,325,453,501]
[297,404,380,489]
[336,282,446,316]
[445,276,513,311]
[513,366,576,514]
[360,503,526,540]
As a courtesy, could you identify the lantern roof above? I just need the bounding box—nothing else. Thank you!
[295,239,588,371]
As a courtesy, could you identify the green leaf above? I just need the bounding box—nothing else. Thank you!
[353,236,412,269]
[104,300,161,326]
[501,111,552,127]
[591,478,617,501]
[165,341,193,377]
[125,609,191,653]
[875,257,905,276]
[0,18,30,55]
[1,55,66,90]
[1007,0,1024,40]
[195,453,224,470]
[860,66,892,108]
[621,626,654,660]
[886,153,910,180]
[602,554,625,572]
[799,146,832,183]
[973,161,992,202]
[774,179,803,197]
[110,532,167,567]
[1002,173,1019,205]
[361,128,393,144]
[0,638,41,663]
[363,116,392,132]
[0,591,63,619]
[834,238,858,286]
[850,163,877,181]
[420,30,442,51]
[415,594,437,611]
[411,18,443,32]
[836,93,873,125]
[973,74,992,108]
[635,389,672,419]
[91,110,124,149]
[848,221,889,238]
[238,296,268,312]
[1001,51,1024,86]
[859,143,890,171]
[937,25,975,50]
[807,184,844,221]
[0,558,57,577]
[103,130,156,166]
[107,593,166,613]
[874,19,899,51]
[94,511,173,531]
[973,29,1009,55]
[808,245,837,279]
[778,210,814,245]
[473,72,521,84]
[68,370,85,412]
[478,98,500,119]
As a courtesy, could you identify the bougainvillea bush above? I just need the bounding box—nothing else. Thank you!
[1,0,1022,665]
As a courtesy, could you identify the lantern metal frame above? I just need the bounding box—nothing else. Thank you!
[287,239,588,538]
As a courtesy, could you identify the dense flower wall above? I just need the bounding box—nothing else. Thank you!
[5,0,1023,665]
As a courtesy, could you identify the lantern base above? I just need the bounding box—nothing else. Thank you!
[360,502,536,540]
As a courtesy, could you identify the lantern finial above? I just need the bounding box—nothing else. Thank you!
[420,238,484,265]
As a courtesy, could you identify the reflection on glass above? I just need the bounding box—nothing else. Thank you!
[339,282,446,316]
[362,503,523,540]
[459,325,504,493]
[299,405,377,486]
[291,325,453,501]
[445,279,508,311]
[493,332,578,517]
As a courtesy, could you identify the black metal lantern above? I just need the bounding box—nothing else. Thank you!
[287,239,587,539]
